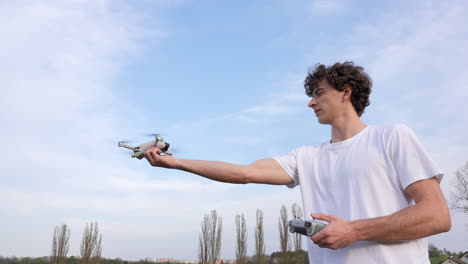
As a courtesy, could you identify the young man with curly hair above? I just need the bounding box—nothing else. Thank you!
[144,62,451,263]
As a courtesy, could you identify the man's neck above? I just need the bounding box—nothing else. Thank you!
[330,114,367,143]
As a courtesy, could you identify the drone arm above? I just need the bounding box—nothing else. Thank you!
[118,142,136,151]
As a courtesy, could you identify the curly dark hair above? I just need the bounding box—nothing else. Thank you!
[304,61,372,116]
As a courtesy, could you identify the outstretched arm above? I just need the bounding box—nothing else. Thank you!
[144,145,293,185]
[310,177,451,249]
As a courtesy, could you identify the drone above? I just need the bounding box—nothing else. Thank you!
[118,134,172,159]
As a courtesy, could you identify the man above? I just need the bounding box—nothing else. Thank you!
[144,62,451,263]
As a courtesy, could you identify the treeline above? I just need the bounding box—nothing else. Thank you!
[0,253,308,264]
[0,257,168,264]
[5,199,465,264]
[0,221,102,264]
[1,203,307,264]
[49,221,102,264]
[197,203,307,264]
[428,244,466,258]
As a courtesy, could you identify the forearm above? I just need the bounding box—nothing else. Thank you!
[174,158,252,184]
[144,146,292,185]
[351,199,451,242]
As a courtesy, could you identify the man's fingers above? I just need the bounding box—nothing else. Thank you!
[313,234,338,250]
[145,145,162,154]
[318,243,329,248]
[309,213,336,245]
[318,243,338,250]
[149,151,158,161]
[310,213,336,223]
[311,230,326,244]
[314,236,332,248]
[144,146,164,166]
[145,146,162,158]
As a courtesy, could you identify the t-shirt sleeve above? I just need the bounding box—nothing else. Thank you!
[274,148,300,189]
[388,124,443,190]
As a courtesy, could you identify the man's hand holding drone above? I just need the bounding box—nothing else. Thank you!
[144,145,177,169]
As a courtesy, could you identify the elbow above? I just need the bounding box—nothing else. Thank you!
[239,178,250,184]
[443,222,452,233]
[239,166,257,184]
[236,175,250,184]
[433,212,452,234]
[439,215,452,233]
[439,204,452,233]
[436,221,451,234]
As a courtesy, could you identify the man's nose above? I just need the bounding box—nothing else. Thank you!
[308,97,316,108]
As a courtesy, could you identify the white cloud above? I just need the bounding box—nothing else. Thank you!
[229,73,309,123]
[0,2,145,150]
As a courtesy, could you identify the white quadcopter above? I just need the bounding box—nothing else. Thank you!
[118,134,172,159]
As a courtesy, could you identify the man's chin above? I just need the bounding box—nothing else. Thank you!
[317,118,329,124]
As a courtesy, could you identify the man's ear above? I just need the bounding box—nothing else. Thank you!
[342,84,352,102]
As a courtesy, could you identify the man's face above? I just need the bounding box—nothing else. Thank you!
[307,79,346,124]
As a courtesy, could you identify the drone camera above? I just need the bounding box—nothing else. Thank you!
[161,143,170,152]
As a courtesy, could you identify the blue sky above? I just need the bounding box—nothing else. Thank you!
[1,0,467,261]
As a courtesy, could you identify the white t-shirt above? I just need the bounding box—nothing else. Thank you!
[274,124,443,264]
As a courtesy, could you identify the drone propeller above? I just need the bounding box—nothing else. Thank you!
[145,132,170,138]
[145,134,160,140]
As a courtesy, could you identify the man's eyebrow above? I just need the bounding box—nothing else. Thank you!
[313,88,324,96]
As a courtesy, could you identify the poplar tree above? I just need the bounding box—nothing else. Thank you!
[51,224,70,264]
[235,213,248,264]
[254,210,266,264]
[80,221,102,264]
[198,210,223,264]
[278,205,290,264]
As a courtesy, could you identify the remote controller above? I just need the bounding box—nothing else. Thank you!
[289,219,327,237]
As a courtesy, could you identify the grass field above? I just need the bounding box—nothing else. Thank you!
[430,256,447,264]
